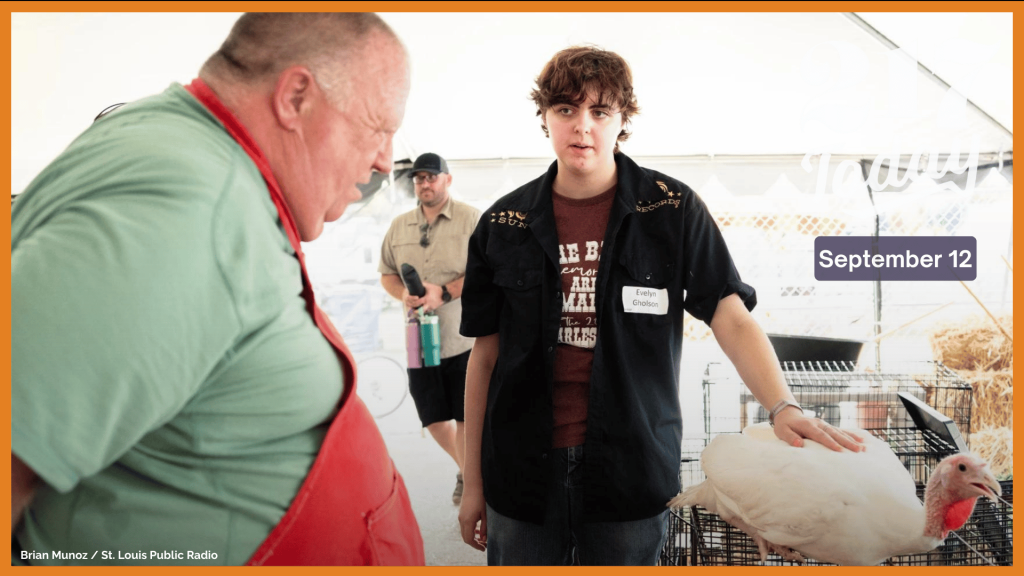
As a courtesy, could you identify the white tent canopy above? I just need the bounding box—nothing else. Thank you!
[388,12,1011,161]
[10,11,1012,195]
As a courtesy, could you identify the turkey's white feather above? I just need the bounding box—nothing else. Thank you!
[674,423,938,565]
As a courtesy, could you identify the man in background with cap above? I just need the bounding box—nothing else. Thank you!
[380,152,481,504]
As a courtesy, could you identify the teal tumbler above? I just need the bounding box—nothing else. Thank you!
[419,313,441,367]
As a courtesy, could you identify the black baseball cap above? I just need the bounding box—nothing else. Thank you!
[412,152,449,175]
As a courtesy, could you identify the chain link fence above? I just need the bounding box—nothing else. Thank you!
[637,157,1013,354]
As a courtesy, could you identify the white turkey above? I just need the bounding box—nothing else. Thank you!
[668,423,1002,566]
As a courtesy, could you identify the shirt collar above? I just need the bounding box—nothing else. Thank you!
[413,196,454,226]
[437,196,455,220]
[519,152,649,219]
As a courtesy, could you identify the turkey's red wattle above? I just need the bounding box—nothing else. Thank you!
[942,497,978,536]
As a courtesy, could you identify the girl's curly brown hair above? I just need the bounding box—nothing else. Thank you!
[530,46,640,153]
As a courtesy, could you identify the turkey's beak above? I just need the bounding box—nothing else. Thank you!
[969,469,1002,500]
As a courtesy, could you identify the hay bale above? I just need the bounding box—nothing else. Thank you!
[930,314,1013,372]
[970,426,1013,480]
[959,370,1013,431]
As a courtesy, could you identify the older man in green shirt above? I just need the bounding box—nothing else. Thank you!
[12,13,420,565]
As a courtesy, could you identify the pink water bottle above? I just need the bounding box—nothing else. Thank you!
[406,310,422,368]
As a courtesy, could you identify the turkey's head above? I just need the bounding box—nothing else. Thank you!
[924,452,1002,539]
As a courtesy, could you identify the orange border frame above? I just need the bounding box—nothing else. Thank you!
[3,2,1019,574]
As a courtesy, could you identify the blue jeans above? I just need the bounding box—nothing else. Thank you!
[486,445,669,566]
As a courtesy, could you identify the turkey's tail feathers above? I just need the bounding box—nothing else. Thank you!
[667,481,712,511]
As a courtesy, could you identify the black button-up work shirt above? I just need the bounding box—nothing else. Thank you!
[460,153,756,523]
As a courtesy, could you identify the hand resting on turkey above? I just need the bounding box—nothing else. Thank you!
[668,422,1002,566]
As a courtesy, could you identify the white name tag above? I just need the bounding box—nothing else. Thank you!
[622,286,669,315]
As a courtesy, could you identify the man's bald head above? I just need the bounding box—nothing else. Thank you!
[198,13,410,242]
[200,13,404,105]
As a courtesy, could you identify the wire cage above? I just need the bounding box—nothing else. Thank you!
[702,360,973,442]
[659,508,696,566]
[872,427,960,484]
[659,455,702,566]
[664,433,1013,565]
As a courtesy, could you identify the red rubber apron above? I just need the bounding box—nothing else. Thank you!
[185,79,424,566]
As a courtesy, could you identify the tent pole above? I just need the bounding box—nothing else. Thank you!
[858,159,883,370]
[843,12,1013,140]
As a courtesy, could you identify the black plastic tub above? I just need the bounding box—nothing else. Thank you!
[766,334,865,365]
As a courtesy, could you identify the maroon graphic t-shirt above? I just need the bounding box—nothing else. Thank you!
[551,184,616,448]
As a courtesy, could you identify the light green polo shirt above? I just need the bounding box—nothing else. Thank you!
[11,84,344,565]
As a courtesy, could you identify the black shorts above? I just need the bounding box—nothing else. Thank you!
[407,350,469,427]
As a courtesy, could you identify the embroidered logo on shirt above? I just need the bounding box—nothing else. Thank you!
[636,181,681,213]
[491,210,528,229]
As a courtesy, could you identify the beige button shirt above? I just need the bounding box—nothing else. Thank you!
[379,197,481,359]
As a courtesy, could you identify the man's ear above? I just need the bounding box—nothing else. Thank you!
[445,173,453,186]
[271,65,317,131]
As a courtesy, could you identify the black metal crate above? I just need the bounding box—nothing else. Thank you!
[659,508,695,566]
[872,427,960,484]
[702,361,973,442]
[660,455,702,566]
[659,454,702,566]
